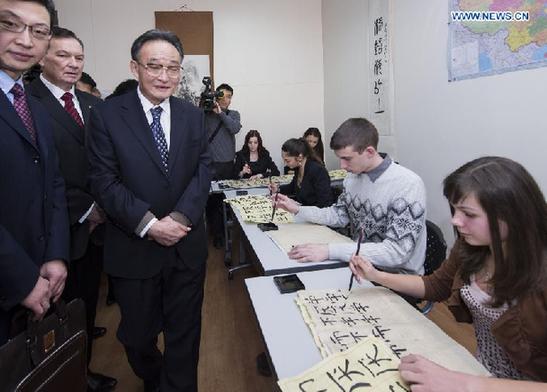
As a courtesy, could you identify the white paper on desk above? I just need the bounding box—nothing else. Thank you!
[278,336,409,392]
[266,223,354,253]
[224,194,294,224]
[295,287,490,377]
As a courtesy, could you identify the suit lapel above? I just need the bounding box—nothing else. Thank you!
[0,89,39,150]
[75,90,94,124]
[27,96,49,160]
[29,79,84,145]
[121,91,168,177]
[168,97,185,174]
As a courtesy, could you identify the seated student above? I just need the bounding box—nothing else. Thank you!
[234,130,279,179]
[350,156,547,389]
[283,127,325,174]
[274,118,426,274]
[303,127,325,164]
[272,138,333,208]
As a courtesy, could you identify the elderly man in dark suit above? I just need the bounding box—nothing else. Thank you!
[27,26,117,392]
[0,0,68,344]
[88,29,211,392]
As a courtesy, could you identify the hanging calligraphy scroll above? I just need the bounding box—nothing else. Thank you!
[368,0,392,136]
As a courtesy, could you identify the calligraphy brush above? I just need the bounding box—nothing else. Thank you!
[271,191,280,222]
[348,227,364,291]
[267,169,273,195]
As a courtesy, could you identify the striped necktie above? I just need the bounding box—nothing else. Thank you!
[10,83,37,144]
[150,106,168,171]
[61,91,84,128]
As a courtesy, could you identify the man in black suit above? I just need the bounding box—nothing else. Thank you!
[0,0,68,343]
[27,26,117,392]
[88,30,211,392]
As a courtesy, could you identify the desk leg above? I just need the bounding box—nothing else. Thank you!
[223,199,232,266]
[227,217,252,280]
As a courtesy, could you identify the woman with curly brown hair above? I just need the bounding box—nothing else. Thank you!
[350,156,547,390]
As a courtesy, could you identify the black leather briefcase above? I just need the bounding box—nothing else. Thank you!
[0,299,87,392]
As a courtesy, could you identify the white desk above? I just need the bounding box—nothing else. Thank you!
[224,189,347,276]
[210,177,344,194]
[246,268,488,382]
[245,268,369,380]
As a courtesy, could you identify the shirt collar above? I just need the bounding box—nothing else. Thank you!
[365,154,392,182]
[0,70,23,97]
[137,87,170,118]
[40,74,76,100]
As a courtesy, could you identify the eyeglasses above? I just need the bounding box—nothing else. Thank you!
[0,13,51,41]
[137,62,182,78]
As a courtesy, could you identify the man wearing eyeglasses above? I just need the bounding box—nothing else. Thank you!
[88,29,211,392]
[0,0,69,345]
[27,26,117,392]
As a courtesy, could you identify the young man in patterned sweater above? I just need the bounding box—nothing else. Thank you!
[275,118,427,275]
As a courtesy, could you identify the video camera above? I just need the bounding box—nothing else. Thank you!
[199,77,223,111]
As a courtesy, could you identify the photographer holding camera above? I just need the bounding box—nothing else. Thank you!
[203,81,242,248]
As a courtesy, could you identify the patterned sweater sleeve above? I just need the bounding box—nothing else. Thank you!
[294,186,351,227]
[329,175,426,268]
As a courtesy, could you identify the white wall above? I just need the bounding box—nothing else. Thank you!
[321,0,397,170]
[391,0,547,242]
[321,0,368,170]
[322,0,547,244]
[54,0,325,171]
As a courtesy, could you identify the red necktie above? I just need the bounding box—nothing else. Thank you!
[61,92,84,128]
[10,83,37,144]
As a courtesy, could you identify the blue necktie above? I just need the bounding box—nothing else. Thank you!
[150,107,168,172]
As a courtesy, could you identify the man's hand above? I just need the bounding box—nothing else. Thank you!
[147,216,191,246]
[88,204,106,233]
[21,276,52,319]
[40,260,67,302]
[213,102,222,114]
[288,244,328,263]
[249,174,263,180]
[273,193,300,214]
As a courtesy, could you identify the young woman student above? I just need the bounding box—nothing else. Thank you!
[272,138,333,207]
[233,130,279,179]
[303,127,325,164]
[350,156,547,391]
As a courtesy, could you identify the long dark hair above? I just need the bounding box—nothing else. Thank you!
[303,127,324,163]
[241,130,265,156]
[443,156,547,307]
[281,138,321,164]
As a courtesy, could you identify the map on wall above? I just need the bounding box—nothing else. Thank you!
[448,0,547,81]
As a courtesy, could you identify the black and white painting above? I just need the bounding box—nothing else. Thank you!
[177,55,211,106]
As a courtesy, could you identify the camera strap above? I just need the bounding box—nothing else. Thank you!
[208,122,223,143]
[208,110,230,143]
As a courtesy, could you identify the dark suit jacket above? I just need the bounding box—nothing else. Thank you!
[280,159,333,207]
[233,148,280,179]
[88,91,211,279]
[28,79,102,260]
[0,89,69,313]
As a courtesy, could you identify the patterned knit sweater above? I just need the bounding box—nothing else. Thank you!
[295,156,426,274]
